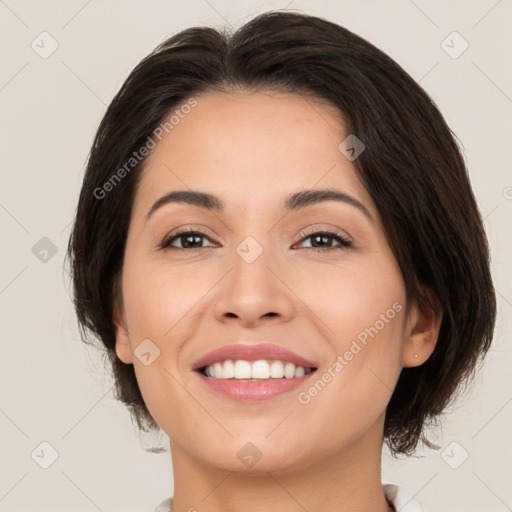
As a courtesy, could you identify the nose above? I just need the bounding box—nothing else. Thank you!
[213,242,295,328]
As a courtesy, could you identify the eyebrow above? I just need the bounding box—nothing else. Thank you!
[145,188,374,223]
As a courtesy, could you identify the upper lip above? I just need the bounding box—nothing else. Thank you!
[192,343,318,370]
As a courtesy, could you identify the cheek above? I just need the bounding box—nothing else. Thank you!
[119,255,219,423]
[121,255,209,343]
[119,256,202,428]
[297,255,406,343]
[295,254,406,395]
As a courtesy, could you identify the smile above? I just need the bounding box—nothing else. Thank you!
[192,343,318,401]
[200,359,315,380]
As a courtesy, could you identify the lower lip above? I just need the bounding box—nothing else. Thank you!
[195,371,317,402]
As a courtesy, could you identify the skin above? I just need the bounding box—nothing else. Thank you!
[113,91,442,512]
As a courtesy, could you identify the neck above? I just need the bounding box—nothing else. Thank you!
[169,421,393,512]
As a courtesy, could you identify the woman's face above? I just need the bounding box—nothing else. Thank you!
[114,91,425,473]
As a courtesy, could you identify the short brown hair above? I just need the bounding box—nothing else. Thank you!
[66,10,496,455]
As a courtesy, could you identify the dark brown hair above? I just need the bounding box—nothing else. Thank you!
[66,10,496,455]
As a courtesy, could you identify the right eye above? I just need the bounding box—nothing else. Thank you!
[159,229,216,250]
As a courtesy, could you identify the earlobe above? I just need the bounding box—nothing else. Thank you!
[402,291,443,368]
[112,294,133,365]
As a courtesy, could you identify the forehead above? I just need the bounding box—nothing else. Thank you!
[133,91,375,218]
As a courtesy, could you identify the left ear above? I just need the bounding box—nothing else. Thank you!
[402,287,443,368]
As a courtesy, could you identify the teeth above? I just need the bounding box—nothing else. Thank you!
[213,362,223,378]
[269,360,284,378]
[223,360,235,378]
[251,360,271,379]
[294,366,305,378]
[284,362,296,379]
[203,359,313,380]
[234,360,251,379]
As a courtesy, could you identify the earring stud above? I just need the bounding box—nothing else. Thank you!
[414,353,418,358]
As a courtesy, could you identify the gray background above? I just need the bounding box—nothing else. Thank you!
[1,1,511,511]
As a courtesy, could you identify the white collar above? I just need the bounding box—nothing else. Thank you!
[383,483,424,511]
[154,484,423,511]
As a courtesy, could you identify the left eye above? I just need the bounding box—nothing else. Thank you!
[296,231,352,250]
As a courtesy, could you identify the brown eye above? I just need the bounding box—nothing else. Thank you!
[159,230,215,250]
[296,231,352,251]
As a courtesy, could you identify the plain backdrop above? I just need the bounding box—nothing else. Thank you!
[1,1,511,511]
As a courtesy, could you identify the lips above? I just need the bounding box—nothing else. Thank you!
[192,343,318,371]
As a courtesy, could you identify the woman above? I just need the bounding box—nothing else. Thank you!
[66,11,496,512]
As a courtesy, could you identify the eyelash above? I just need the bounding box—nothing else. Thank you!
[158,228,353,252]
